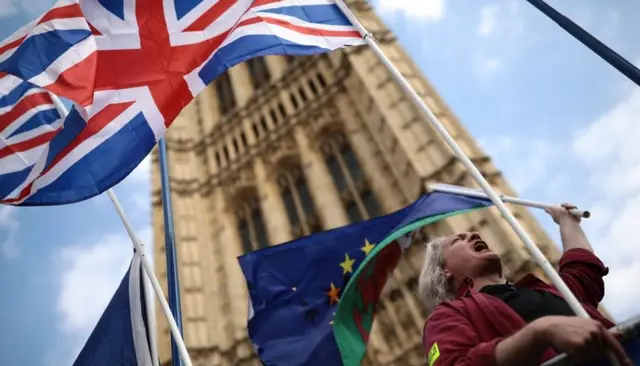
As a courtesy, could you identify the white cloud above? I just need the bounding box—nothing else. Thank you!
[477,2,523,39]
[0,0,19,18]
[375,0,444,21]
[0,205,20,259]
[573,89,640,196]
[129,191,151,218]
[51,225,154,365]
[127,154,152,184]
[478,5,498,37]
[56,234,134,334]
[480,87,640,322]
[474,2,524,78]
[475,56,504,77]
[479,135,555,194]
[570,88,640,321]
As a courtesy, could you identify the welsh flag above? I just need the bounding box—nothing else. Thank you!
[333,194,494,365]
[238,191,493,366]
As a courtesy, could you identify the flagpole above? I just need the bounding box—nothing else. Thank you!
[428,183,591,218]
[524,0,640,88]
[106,190,161,366]
[157,137,185,366]
[49,95,185,366]
[334,1,591,319]
[105,189,193,366]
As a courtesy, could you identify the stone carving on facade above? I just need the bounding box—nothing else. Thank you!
[301,103,343,147]
[261,133,299,171]
[220,165,257,202]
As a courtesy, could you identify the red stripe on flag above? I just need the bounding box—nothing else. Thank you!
[0,35,26,56]
[88,22,102,36]
[0,92,53,133]
[261,17,361,38]
[38,4,84,25]
[45,51,98,107]
[184,0,237,32]
[250,0,282,8]
[0,128,61,159]
[1,101,133,204]
[43,101,134,175]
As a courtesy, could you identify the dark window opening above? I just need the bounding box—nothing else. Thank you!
[277,103,287,119]
[317,73,327,88]
[346,200,363,223]
[361,189,381,219]
[282,187,300,229]
[252,207,269,249]
[240,131,248,147]
[238,218,253,254]
[326,155,347,192]
[223,145,230,161]
[260,116,268,132]
[232,138,239,154]
[299,87,308,103]
[342,147,362,183]
[215,72,236,116]
[308,80,318,95]
[246,57,271,89]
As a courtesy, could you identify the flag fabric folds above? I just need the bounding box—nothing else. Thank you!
[73,253,154,366]
[0,0,364,205]
[0,73,64,201]
[238,191,494,366]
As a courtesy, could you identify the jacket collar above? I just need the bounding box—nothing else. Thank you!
[456,277,475,298]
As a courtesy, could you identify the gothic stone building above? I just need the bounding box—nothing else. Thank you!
[151,1,562,364]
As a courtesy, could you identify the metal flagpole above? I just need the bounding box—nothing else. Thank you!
[429,183,591,218]
[157,137,185,366]
[525,0,640,88]
[334,1,591,319]
[49,95,190,366]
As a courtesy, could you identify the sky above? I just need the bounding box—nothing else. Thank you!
[1,0,639,365]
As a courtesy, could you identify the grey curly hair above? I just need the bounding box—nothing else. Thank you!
[418,237,456,313]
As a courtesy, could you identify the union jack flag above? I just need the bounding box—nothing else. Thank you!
[0,73,64,202]
[0,0,364,205]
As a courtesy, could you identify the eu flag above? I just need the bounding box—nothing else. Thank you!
[237,191,493,365]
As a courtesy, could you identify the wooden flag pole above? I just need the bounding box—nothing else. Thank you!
[334,1,591,319]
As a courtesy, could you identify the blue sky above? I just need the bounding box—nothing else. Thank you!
[1,0,639,365]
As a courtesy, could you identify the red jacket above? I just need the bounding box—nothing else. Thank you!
[423,248,613,366]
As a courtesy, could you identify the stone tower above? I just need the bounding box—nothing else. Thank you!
[151,1,562,364]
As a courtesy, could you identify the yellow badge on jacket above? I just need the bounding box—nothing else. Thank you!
[428,343,440,366]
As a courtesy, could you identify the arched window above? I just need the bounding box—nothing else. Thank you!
[236,195,269,253]
[321,132,381,222]
[277,165,322,238]
[247,57,271,89]
[216,72,236,116]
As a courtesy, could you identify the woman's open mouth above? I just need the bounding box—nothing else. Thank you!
[473,241,489,252]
